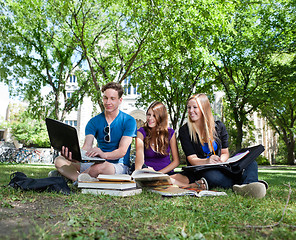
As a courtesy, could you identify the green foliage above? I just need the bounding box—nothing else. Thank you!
[9,111,50,148]
[0,0,87,120]
[222,99,256,155]
[209,1,282,151]
[256,155,270,166]
[0,116,8,130]
[130,0,230,130]
[259,55,296,165]
[274,139,291,165]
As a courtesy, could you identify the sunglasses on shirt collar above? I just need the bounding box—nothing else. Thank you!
[104,126,110,143]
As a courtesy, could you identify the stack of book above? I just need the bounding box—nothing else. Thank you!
[78,173,142,197]
[78,170,227,197]
[131,169,227,197]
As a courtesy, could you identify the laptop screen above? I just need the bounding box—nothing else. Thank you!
[45,118,82,161]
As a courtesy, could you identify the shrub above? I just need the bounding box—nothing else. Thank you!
[256,155,270,165]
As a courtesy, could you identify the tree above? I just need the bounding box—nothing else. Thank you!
[259,53,296,165]
[0,0,89,120]
[49,0,158,110]
[210,1,280,151]
[8,103,50,147]
[257,0,296,165]
[131,0,234,131]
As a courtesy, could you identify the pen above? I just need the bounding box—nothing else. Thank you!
[210,140,216,155]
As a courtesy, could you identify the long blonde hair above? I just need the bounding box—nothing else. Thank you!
[143,101,169,155]
[187,94,216,145]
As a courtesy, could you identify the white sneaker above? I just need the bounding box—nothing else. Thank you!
[78,173,99,182]
[233,182,267,199]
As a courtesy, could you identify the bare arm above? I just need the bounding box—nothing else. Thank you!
[82,134,95,152]
[158,132,180,173]
[220,148,229,162]
[84,134,133,160]
[187,147,229,166]
[134,131,145,170]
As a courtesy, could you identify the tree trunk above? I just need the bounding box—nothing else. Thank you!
[235,121,243,151]
[287,140,295,165]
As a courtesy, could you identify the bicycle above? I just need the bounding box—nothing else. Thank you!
[15,148,34,163]
[0,148,17,163]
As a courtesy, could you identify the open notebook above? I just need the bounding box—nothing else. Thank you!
[45,118,105,163]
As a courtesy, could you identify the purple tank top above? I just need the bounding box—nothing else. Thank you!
[138,127,175,173]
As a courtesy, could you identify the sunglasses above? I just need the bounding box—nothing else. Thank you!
[104,126,111,142]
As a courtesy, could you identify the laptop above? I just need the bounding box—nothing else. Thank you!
[45,118,105,163]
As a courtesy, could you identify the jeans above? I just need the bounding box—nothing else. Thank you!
[199,161,259,189]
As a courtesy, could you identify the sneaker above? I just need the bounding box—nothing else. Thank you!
[233,182,267,199]
[72,181,78,187]
[48,170,72,183]
[258,180,269,189]
[78,173,99,182]
[48,170,62,177]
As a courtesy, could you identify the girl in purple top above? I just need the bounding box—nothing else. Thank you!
[135,101,180,174]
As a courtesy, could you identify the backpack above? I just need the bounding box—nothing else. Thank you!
[8,172,71,195]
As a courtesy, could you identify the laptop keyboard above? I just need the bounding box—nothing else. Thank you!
[80,149,105,161]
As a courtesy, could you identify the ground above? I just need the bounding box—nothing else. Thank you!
[0,195,71,239]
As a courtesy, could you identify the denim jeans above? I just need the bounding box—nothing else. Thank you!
[198,161,259,189]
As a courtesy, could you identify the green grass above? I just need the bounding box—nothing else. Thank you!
[0,163,295,239]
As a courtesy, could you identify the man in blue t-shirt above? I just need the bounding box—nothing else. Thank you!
[53,82,137,181]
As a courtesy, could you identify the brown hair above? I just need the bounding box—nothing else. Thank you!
[187,94,216,145]
[143,101,169,155]
[101,82,124,98]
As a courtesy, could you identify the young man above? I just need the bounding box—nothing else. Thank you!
[53,82,137,181]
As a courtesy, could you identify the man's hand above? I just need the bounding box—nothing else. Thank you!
[61,146,73,161]
[85,147,106,159]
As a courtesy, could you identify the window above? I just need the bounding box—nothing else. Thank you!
[123,78,131,95]
[65,120,77,128]
[134,84,138,95]
[123,77,139,95]
[69,75,76,83]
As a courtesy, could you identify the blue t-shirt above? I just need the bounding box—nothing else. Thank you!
[85,111,137,166]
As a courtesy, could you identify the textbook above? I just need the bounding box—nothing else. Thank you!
[131,169,172,187]
[97,174,132,182]
[81,188,142,197]
[78,181,137,190]
[78,173,140,196]
[148,185,227,197]
[78,173,136,190]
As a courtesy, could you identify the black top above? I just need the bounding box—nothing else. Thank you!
[179,121,229,166]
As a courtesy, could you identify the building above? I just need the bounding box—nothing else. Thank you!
[252,112,278,164]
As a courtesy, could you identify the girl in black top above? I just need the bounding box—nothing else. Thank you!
[171,94,267,198]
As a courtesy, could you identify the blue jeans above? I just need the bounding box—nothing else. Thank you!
[196,161,259,189]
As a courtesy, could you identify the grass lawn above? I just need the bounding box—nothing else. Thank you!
[0,163,295,240]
